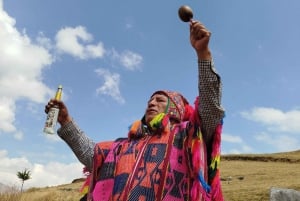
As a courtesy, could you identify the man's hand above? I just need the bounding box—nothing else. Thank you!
[45,99,72,127]
[190,20,212,60]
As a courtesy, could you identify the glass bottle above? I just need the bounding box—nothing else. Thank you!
[43,85,63,134]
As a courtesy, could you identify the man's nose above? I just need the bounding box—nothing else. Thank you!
[148,99,157,106]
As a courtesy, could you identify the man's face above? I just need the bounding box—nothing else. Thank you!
[145,93,168,124]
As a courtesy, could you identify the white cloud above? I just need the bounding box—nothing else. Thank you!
[255,132,299,152]
[27,162,83,188]
[36,32,53,50]
[222,133,243,143]
[0,2,141,137]
[110,48,142,71]
[0,149,83,188]
[95,68,125,104]
[55,26,105,59]
[0,98,16,133]
[238,107,300,153]
[241,107,300,134]
[223,146,252,155]
[120,50,143,70]
[222,133,253,154]
[13,131,23,140]
[0,6,54,136]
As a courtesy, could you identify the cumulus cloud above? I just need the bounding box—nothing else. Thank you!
[0,1,143,189]
[54,26,143,70]
[95,68,125,104]
[110,48,143,71]
[0,98,16,133]
[0,5,53,137]
[254,132,299,152]
[0,4,141,137]
[222,133,253,154]
[241,107,300,134]
[239,107,300,152]
[222,133,243,143]
[36,32,53,50]
[0,149,83,188]
[55,26,105,59]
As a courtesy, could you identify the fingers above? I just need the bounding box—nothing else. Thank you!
[45,100,52,113]
[44,99,71,126]
[190,21,211,39]
[44,99,60,113]
[189,20,212,60]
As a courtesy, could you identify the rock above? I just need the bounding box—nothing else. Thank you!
[270,187,300,201]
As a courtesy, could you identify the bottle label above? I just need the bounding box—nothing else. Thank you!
[43,107,59,134]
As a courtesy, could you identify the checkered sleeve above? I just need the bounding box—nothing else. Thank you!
[57,120,96,171]
[198,60,225,143]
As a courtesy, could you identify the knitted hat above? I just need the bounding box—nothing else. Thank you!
[151,90,192,122]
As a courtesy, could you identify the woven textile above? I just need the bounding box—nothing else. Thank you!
[88,106,223,201]
[151,90,188,122]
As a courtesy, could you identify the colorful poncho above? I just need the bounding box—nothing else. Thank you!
[82,97,224,201]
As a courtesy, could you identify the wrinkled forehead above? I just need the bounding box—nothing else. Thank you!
[151,91,168,98]
[148,92,168,102]
[151,90,184,101]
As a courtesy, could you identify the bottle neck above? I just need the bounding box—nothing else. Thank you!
[55,88,62,100]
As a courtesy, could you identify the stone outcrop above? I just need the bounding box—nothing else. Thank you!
[270,187,300,201]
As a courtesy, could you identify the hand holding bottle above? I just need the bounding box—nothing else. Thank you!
[45,99,72,127]
[44,85,71,134]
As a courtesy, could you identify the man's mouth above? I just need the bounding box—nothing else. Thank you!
[147,109,157,113]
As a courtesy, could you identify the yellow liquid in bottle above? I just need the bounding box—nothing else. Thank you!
[43,85,63,134]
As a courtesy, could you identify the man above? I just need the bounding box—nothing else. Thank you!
[45,20,225,201]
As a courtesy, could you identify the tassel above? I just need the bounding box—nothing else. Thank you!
[128,120,142,138]
[192,139,200,171]
[183,104,194,121]
[209,123,224,201]
[149,113,165,130]
[191,180,200,201]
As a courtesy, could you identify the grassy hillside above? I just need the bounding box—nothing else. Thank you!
[1,150,300,201]
[221,150,300,200]
[0,181,83,201]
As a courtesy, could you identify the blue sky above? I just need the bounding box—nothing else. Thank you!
[1,0,300,189]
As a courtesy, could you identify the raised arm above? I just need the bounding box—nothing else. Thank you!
[190,21,225,146]
[58,120,96,171]
[45,99,96,170]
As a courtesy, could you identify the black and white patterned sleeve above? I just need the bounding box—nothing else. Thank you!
[57,120,96,171]
[198,60,225,143]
